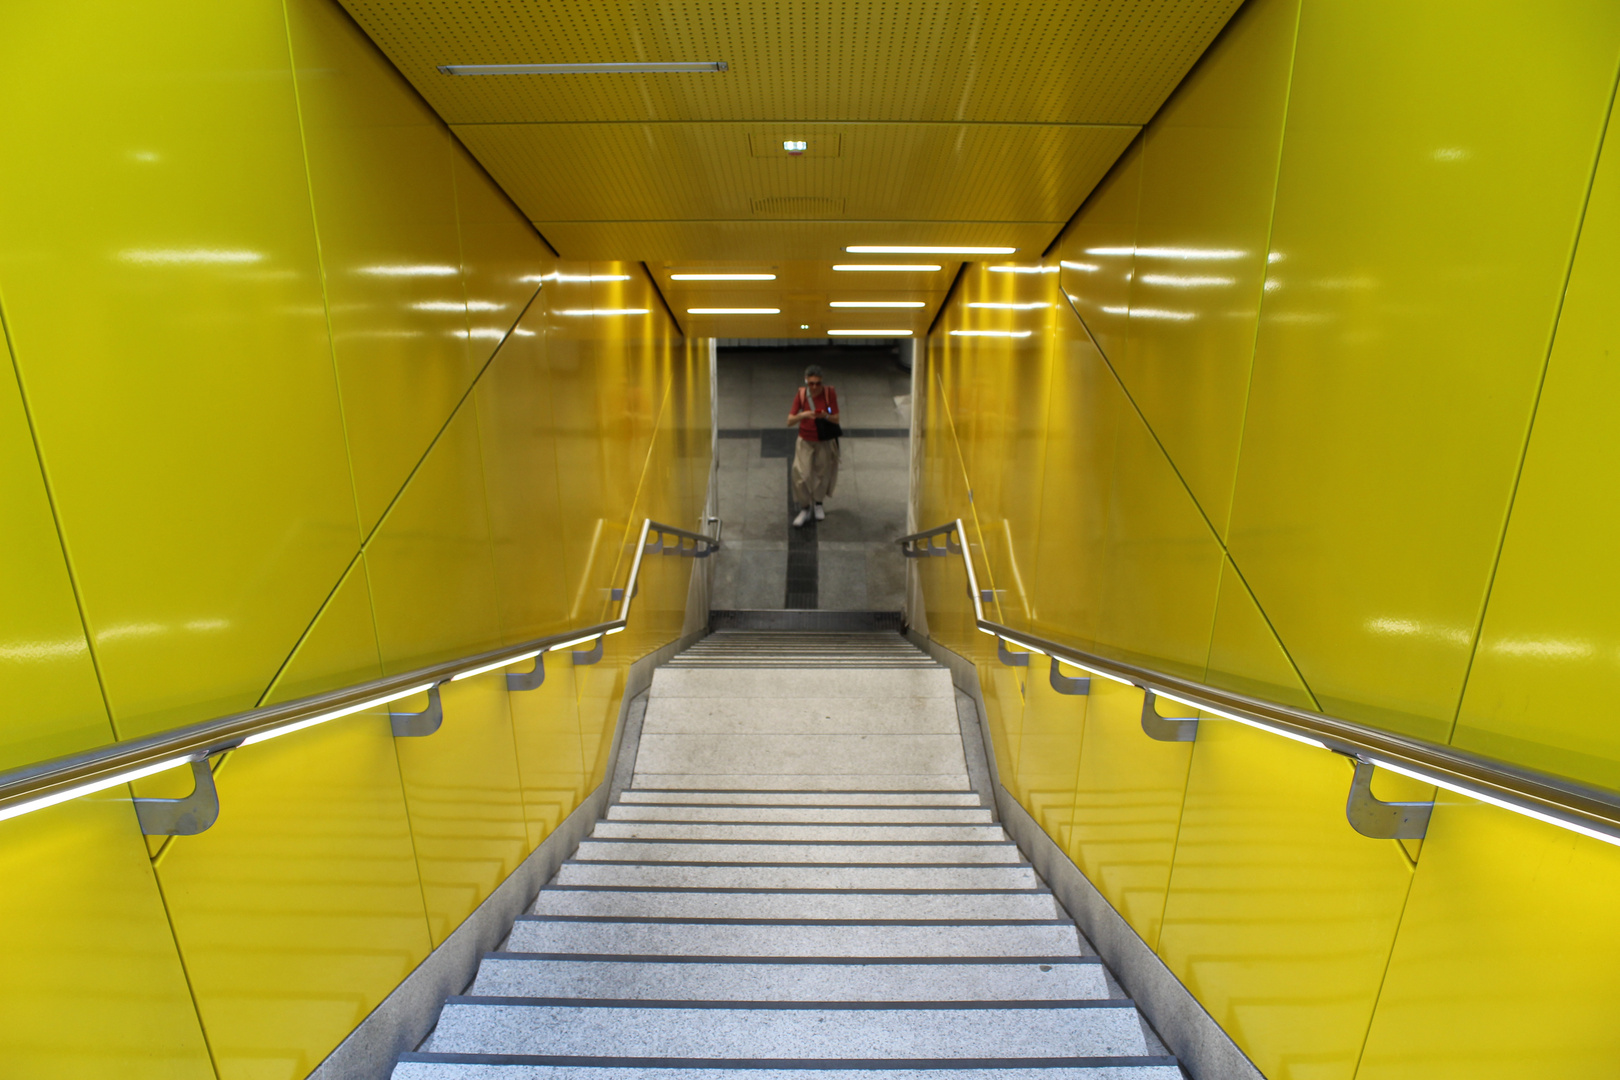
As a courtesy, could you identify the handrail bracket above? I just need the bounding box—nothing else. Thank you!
[1049,657,1091,696]
[1141,689,1198,742]
[391,683,445,738]
[133,757,220,836]
[1345,758,1433,839]
[507,654,546,692]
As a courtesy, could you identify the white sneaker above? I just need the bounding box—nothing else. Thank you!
[793,508,812,527]
[813,503,826,520]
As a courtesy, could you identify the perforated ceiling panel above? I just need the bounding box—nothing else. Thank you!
[342,0,1242,125]
[339,0,1242,335]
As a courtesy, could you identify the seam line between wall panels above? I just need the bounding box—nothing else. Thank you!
[1446,52,1620,744]
[0,285,119,738]
[1348,865,1421,1080]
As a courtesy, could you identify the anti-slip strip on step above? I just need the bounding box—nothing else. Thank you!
[398,1053,1183,1070]
[515,917,1073,927]
[626,790,978,796]
[596,821,996,828]
[564,860,1033,869]
[583,839,1016,847]
[445,997,1136,1011]
[483,953,1101,966]
[544,893,1049,900]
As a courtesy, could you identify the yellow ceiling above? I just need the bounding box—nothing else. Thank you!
[340,0,1242,337]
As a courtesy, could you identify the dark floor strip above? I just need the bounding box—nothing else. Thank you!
[514,916,1071,926]
[398,1053,1183,1069]
[444,997,1135,1011]
[565,860,1031,869]
[540,887,1048,895]
[719,427,910,439]
[582,838,1016,847]
[481,953,1101,965]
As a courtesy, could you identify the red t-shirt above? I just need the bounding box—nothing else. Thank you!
[792,386,838,441]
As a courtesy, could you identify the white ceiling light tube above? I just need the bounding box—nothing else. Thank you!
[828,329,912,336]
[950,329,1033,338]
[559,308,649,316]
[527,273,631,283]
[833,264,942,272]
[829,301,925,308]
[670,273,776,281]
[687,307,781,314]
[987,266,1058,274]
[968,302,1048,310]
[439,62,728,75]
[847,246,1016,255]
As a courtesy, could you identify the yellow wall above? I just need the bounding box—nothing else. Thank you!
[915,1,1620,1077]
[0,1,710,1077]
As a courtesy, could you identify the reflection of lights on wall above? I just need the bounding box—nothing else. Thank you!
[1138,274,1235,288]
[522,273,632,283]
[1059,261,1100,272]
[968,302,1047,310]
[847,246,1015,254]
[828,329,912,336]
[1085,247,1246,260]
[987,265,1057,274]
[357,264,458,276]
[559,308,650,316]
[829,301,925,308]
[950,329,1033,338]
[118,248,265,266]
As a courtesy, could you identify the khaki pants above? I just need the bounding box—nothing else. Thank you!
[791,436,839,508]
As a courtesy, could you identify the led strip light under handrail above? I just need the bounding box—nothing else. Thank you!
[0,518,719,826]
[897,520,1620,847]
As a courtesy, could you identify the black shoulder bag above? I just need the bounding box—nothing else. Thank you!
[808,388,842,441]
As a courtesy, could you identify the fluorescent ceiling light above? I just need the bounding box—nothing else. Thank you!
[847,246,1016,255]
[439,61,728,75]
[828,329,912,336]
[987,265,1058,274]
[950,329,1033,338]
[829,301,925,308]
[968,302,1047,310]
[670,273,776,281]
[1085,246,1246,260]
[1060,261,1100,272]
[687,307,781,314]
[525,273,631,283]
[357,264,458,277]
[559,308,649,316]
[833,264,942,272]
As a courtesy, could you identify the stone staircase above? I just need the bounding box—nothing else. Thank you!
[394,630,1183,1078]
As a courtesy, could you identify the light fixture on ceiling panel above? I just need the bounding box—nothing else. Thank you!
[559,308,649,316]
[829,301,925,308]
[670,273,776,281]
[950,329,1032,338]
[846,246,1015,255]
[829,329,912,337]
[438,61,728,75]
[686,308,781,314]
[831,264,942,273]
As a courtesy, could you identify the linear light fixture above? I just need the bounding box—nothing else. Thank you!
[670,273,776,281]
[829,301,925,308]
[987,265,1058,274]
[559,308,649,316]
[451,651,543,683]
[687,307,781,314]
[968,302,1048,310]
[242,683,436,747]
[549,634,603,652]
[523,273,631,283]
[439,61,728,75]
[832,264,942,273]
[829,329,912,336]
[950,329,1033,338]
[0,755,199,824]
[847,246,1016,255]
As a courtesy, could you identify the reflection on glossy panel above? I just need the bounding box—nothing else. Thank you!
[1117,0,1298,534]
[157,714,429,1080]
[0,0,358,739]
[1224,0,1620,740]
[1203,557,1316,711]
[395,675,529,944]
[450,142,550,368]
[0,796,214,1080]
[0,347,112,770]
[508,661,589,849]
[1157,721,1413,1080]
[1357,801,1620,1080]
[287,0,473,534]
[1056,136,1141,364]
[1454,117,1620,790]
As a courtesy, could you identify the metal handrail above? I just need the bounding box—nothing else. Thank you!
[899,519,1620,847]
[0,518,719,828]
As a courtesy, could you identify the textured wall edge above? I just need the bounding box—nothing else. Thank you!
[908,630,1266,1080]
[306,625,706,1080]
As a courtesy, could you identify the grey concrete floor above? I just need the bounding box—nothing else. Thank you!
[711,346,911,611]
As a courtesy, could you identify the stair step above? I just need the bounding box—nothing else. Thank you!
[616,791,983,807]
[530,889,1065,920]
[651,668,955,699]
[503,918,1084,958]
[643,697,958,736]
[634,733,970,780]
[469,956,1109,1001]
[573,839,1022,866]
[421,1001,1148,1059]
[631,774,973,791]
[553,863,1040,890]
[606,805,994,824]
[590,822,1006,842]
[396,1062,1184,1079]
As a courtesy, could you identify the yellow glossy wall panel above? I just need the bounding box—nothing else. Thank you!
[1157,722,1413,1080]
[365,405,503,671]
[0,350,112,770]
[157,713,430,1080]
[0,796,214,1079]
[1056,137,1141,365]
[1453,113,1620,790]
[286,0,475,534]
[1203,557,1316,711]
[1115,0,1298,533]
[1355,802,1620,1080]
[1010,668,1086,849]
[1064,676,1192,951]
[1223,0,1620,740]
[449,143,549,369]
[394,674,529,944]
[508,660,589,849]
[0,0,359,739]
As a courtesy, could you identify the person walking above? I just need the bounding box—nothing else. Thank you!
[788,364,840,527]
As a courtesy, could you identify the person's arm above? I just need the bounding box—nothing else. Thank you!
[787,390,810,425]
